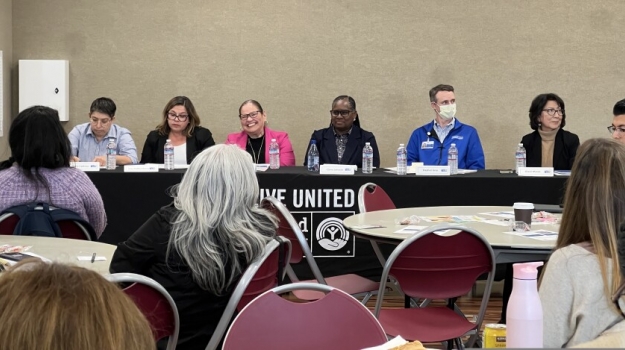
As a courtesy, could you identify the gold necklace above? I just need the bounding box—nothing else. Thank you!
[247,135,265,163]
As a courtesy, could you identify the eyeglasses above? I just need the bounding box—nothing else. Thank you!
[90,117,111,125]
[239,111,261,120]
[542,108,564,116]
[167,113,189,122]
[330,110,353,117]
[608,126,625,134]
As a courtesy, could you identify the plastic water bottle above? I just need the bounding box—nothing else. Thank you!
[507,261,544,348]
[448,143,458,175]
[269,138,280,169]
[106,139,116,170]
[515,143,526,173]
[164,139,174,170]
[307,140,319,172]
[396,144,407,175]
[362,142,373,174]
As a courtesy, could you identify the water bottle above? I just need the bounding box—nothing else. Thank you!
[106,139,116,170]
[307,140,319,172]
[507,261,544,348]
[448,143,458,175]
[396,144,407,175]
[269,138,280,169]
[515,143,526,173]
[362,142,373,174]
[164,139,174,170]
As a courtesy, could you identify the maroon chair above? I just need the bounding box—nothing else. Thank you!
[205,237,291,350]
[222,283,388,350]
[261,196,379,304]
[0,209,93,240]
[358,182,397,266]
[106,273,179,350]
[373,224,496,349]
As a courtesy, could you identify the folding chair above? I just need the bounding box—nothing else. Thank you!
[222,283,388,350]
[0,206,94,240]
[358,182,396,266]
[261,196,379,304]
[106,273,180,350]
[205,236,291,350]
[373,224,496,349]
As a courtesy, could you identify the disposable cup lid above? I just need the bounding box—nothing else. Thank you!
[513,202,534,210]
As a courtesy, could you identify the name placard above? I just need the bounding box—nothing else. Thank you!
[123,164,159,173]
[70,162,100,172]
[517,167,554,177]
[415,166,450,176]
[320,164,355,175]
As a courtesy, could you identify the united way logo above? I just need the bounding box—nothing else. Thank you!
[316,218,349,251]
[291,211,355,257]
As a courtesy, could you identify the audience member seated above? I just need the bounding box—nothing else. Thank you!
[111,144,277,350]
[68,97,138,166]
[609,98,625,144]
[406,84,485,169]
[539,138,625,347]
[0,106,106,237]
[226,99,295,166]
[0,261,155,350]
[521,93,579,170]
[304,95,380,168]
[572,221,625,348]
[140,96,215,165]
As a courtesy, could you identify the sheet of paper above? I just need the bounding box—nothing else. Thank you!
[351,225,386,229]
[147,163,190,169]
[504,229,558,241]
[419,215,484,223]
[255,164,270,172]
[481,211,515,218]
[457,169,478,174]
[394,225,427,234]
[76,256,107,261]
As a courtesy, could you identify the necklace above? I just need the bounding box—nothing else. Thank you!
[247,134,265,164]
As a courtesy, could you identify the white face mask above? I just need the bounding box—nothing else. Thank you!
[437,103,456,120]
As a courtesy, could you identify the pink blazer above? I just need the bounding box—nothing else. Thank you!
[226,127,296,166]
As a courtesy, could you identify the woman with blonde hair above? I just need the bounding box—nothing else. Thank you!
[540,138,625,347]
[0,261,155,350]
[111,144,277,350]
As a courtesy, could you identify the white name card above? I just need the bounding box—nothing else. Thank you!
[517,167,554,177]
[415,166,450,176]
[123,164,159,173]
[70,162,100,172]
[320,164,355,175]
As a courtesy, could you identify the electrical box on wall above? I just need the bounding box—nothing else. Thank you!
[19,60,69,121]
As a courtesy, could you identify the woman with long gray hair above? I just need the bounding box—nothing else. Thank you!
[110,144,277,350]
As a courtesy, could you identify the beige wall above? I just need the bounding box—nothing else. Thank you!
[0,0,10,158]
[10,1,625,168]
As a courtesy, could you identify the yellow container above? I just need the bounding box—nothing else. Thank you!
[484,323,506,348]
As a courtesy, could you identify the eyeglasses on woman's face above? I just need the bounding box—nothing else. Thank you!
[542,108,564,116]
[330,109,353,117]
[239,111,261,120]
[167,112,188,122]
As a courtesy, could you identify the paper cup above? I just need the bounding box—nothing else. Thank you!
[513,202,534,226]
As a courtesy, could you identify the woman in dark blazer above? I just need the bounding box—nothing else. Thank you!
[521,93,579,170]
[304,95,380,168]
[140,96,215,164]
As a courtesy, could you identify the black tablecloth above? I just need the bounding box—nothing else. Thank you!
[90,167,567,280]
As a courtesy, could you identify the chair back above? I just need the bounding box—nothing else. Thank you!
[205,236,291,350]
[0,204,95,240]
[358,182,396,213]
[261,196,326,284]
[383,224,495,299]
[106,273,179,350]
[0,213,19,235]
[222,283,388,350]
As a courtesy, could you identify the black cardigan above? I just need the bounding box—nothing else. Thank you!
[303,124,381,168]
[140,126,215,164]
[520,129,580,170]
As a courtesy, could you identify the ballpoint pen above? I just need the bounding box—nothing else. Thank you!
[91,253,96,263]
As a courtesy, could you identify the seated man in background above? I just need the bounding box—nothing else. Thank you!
[406,84,485,169]
[69,97,138,165]
[610,98,625,144]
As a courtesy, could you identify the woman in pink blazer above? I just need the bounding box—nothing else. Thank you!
[226,100,296,166]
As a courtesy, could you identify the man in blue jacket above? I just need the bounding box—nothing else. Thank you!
[406,84,485,169]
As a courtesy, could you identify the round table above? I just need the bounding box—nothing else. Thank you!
[0,236,116,274]
[343,206,558,264]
